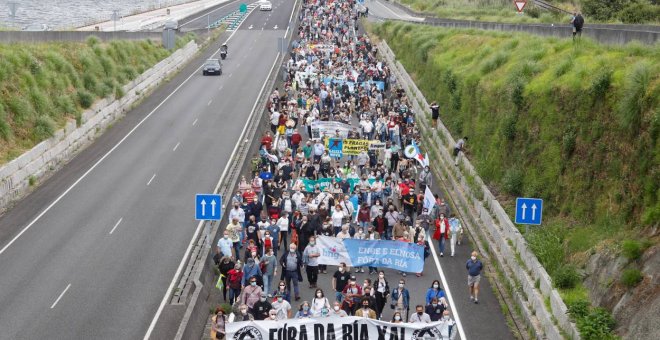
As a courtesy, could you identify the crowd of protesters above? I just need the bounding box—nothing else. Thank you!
[209,0,476,339]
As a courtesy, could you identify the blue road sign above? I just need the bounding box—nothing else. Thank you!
[515,198,543,225]
[196,194,222,221]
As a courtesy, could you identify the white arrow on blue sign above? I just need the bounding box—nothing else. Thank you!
[196,194,222,221]
[515,198,543,225]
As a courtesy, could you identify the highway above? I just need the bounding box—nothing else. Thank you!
[0,0,295,339]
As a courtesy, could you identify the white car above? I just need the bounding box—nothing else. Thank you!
[259,1,272,11]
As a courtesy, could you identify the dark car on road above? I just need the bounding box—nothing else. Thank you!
[202,59,222,76]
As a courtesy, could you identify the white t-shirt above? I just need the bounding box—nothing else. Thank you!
[311,297,329,316]
[278,216,289,231]
[331,210,345,227]
[272,300,292,320]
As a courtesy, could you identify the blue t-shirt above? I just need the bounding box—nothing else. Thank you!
[466,259,483,277]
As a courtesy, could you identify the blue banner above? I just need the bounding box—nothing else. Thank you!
[343,239,425,273]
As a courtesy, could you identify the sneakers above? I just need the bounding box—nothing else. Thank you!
[416,273,421,277]
[451,254,454,257]
[402,272,407,277]
[470,295,474,301]
[440,252,444,257]
[475,299,479,304]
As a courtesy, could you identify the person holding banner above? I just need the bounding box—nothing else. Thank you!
[210,307,227,340]
[354,297,377,319]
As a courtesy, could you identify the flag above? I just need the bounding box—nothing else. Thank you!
[424,186,436,211]
[412,140,426,167]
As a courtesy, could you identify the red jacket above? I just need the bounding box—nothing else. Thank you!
[291,132,302,146]
[433,218,450,240]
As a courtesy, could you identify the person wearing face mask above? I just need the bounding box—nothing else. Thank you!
[294,301,313,319]
[310,289,331,317]
[250,292,272,321]
[408,304,431,323]
[341,277,363,316]
[302,236,321,287]
[332,263,350,303]
[355,297,377,319]
[271,293,292,320]
[425,279,447,305]
[210,307,227,339]
[466,251,483,304]
[279,243,304,301]
[227,264,243,304]
[439,310,458,339]
[218,256,236,302]
[390,280,410,322]
[271,281,290,303]
[260,248,278,294]
[226,218,243,259]
[425,297,446,322]
[241,276,263,310]
[374,271,389,319]
[391,312,403,324]
[228,303,254,323]
[241,256,263,287]
[216,231,234,260]
[329,301,348,317]
[433,213,450,257]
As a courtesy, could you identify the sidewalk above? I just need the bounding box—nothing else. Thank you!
[77,0,230,32]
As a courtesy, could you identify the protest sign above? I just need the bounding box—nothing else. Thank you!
[310,121,358,139]
[317,236,425,272]
[226,316,455,340]
[342,139,370,155]
[328,138,343,158]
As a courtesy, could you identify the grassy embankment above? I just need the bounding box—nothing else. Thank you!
[0,33,196,164]
[372,21,658,339]
[395,0,660,24]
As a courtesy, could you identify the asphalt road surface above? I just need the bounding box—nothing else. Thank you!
[0,0,295,338]
[178,0,241,30]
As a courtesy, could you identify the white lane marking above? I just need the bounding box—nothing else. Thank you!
[173,142,180,151]
[180,1,238,27]
[143,51,284,340]
[284,0,298,38]
[0,40,235,257]
[192,118,198,126]
[429,238,466,339]
[143,6,263,340]
[147,173,156,186]
[50,283,71,309]
[109,217,123,235]
[207,100,212,106]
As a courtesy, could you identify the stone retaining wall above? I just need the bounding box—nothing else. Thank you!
[378,40,581,340]
[0,41,199,214]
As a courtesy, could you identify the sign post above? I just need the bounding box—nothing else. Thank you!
[514,0,527,13]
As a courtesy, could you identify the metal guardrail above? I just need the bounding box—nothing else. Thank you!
[533,0,572,15]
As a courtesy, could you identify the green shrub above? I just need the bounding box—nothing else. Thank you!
[567,300,590,321]
[83,73,98,92]
[86,35,101,47]
[620,268,643,288]
[526,6,540,19]
[502,113,517,141]
[7,96,34,127]
[590,69,612,102]
[33,115,55,141]
[622,239,644,260]
[480,51,508,75]
[0,103,12,141]
[618,3,660,24]
[77,90,95,109]
[502,167,524,196]
[577,307,616,340]
[618,62,651,134]
[553,264,580,289]
[582,0,626,21]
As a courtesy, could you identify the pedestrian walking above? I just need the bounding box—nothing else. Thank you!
[449,215,463,257]
[390,279,410,322]
[433,214,450,257]
[280,243,304,301]
[467,251,483,304]
[302,236,320,288]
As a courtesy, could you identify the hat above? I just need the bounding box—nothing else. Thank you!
[350,275,357,281]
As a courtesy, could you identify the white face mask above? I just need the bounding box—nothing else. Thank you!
[433,284,439,289]
[471,256,477,261]
[394,315,401,321]
[398,284,404,288]
[334,306,340,311]
[339,268,344,272]
[317,293,322,298]
[379,274,384,278]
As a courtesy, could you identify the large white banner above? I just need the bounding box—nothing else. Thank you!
[316,235,352,266]
[310,121,360,139]
[226,316,457,340]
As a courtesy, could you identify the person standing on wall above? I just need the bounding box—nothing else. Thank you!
[453,137,467,166]
[430,101,440,128]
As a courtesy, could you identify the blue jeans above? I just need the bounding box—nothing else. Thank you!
[438,237,446,254]
[229,288,241,304]
[263,274,273,295]
[335,291,344,303]
[284,270,300,298]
